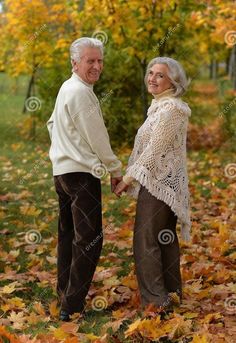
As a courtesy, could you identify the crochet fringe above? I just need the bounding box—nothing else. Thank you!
[127,166,191,242]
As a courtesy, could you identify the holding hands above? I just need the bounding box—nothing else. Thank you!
[113,179,129,197]
[110,176,122,193]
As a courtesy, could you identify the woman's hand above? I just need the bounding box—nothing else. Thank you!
[114,180,129,197]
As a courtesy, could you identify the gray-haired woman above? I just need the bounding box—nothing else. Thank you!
[115,57,191,312]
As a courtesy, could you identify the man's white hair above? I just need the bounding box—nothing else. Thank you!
[70,37,103,63]
[145,57,189,96]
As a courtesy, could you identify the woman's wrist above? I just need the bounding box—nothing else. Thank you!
[123,175,134,185]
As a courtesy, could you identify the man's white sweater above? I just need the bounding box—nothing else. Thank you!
[47,73,122,177]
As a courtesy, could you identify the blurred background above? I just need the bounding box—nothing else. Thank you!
[0,1,236,340]
[0,0,235,148]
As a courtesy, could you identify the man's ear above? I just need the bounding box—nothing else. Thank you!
[71,59,78,71]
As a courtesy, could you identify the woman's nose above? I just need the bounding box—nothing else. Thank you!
[149,74,156,82]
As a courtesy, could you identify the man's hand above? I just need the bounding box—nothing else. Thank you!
[114,180,129,197]
[111,176,122,193]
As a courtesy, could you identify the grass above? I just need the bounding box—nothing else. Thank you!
[0,73,235,342]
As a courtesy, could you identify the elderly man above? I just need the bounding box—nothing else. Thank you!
[47,37,122,321]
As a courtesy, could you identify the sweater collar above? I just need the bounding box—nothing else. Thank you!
[71,72,94,89]
[147,88,176,116]
[153,88,175,100]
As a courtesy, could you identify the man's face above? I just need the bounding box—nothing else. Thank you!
[74,47,103,84]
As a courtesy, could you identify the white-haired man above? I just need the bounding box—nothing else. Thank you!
[47,37,122,321]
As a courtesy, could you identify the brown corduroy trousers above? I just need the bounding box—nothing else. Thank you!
[54,172,102,314]
[133,186,182,308]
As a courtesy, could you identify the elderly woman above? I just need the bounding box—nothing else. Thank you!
[114,57,191,311]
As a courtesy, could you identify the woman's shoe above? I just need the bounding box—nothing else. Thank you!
[59,310,70,321]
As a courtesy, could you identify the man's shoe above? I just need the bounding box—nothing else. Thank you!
[59,310,70,321]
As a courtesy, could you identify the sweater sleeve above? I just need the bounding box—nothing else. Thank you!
[123,175,135,185]
[46,112,54,140]
[66,87,122,177]
[125,104,186,180]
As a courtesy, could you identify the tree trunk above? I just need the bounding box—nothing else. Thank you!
[140,60,148,120]
[225,53,230,75]
[210,59,217,80]
[233,45,236,91]
[23,71,37,139]
[22,73,35,113]
[78,0,85,11]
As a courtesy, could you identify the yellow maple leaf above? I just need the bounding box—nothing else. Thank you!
[112,309,127,319]
[1,281,19,294]
[184,312,199,319]
[8,297,26,309]
[26,311,42,325]
[122,274,138,290]
[33,302,46,316]
[168,316,192,339]
[202,313,222,324]
[192,334,210,343]
[85,333,100,340]
[53,327,69,340]
[139,318,162,339]
[1,304,10,312]
[49,300,59,318]
[125,318,142,337]
[20,205,41,216]
[219,223,229,240]
[196,289,209,300]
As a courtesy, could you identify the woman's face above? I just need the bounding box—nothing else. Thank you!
[147,63,173,95]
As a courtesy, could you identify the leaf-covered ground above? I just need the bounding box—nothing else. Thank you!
[0,78,235,342]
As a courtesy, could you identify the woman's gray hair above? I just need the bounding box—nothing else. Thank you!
[144,57,189,96]
[70,37,104,63]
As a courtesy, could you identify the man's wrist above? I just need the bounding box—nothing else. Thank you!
[111,171,122,178]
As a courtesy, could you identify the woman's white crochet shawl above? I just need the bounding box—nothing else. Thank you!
[126,93,191,241]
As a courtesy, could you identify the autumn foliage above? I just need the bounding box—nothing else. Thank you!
[0,0,236,342]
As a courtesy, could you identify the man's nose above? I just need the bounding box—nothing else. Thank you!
[93,61,101,70]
